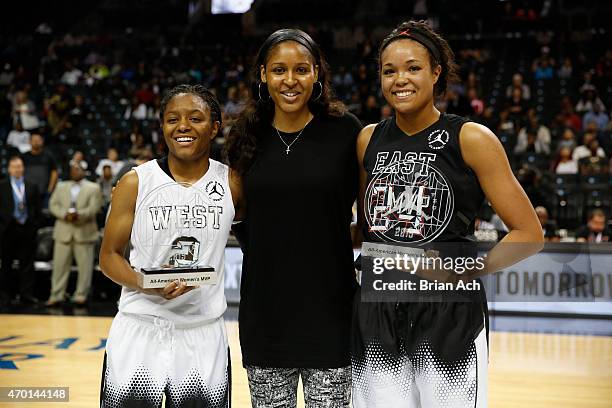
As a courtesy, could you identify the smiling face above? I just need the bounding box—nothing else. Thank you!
[260,40,319,117]
[161,93,219,162]
[380,39,440,116]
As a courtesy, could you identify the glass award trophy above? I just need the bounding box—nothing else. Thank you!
[131,180,221,289]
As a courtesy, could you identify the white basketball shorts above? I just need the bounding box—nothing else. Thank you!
[100,312,230,408]
[352,328,488,408]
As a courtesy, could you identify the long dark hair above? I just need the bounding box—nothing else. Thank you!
[224,28,346,175]
[379,20,459,97]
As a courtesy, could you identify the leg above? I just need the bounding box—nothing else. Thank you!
[100,313,166,408]
[246,365,299,408]
[48,240,73,302]
[413,329,488,408]
[351,340,417,408]
[0,228,15,304]
[166,318,230,408]
[301,366,351,408]
[16,225,37,299]
[72,242,94,301]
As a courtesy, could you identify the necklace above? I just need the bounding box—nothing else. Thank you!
[274,117,312,155]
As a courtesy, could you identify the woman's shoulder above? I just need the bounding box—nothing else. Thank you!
[318,110,363,134]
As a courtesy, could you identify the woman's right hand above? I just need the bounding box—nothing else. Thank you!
[141,280,196,300]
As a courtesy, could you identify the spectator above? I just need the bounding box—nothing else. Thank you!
[506,87,529,125]
[46,84,73,136]
[123,96,150,121]
[575,84,606,115]
[516,165,547,207]
[380,104,393,120]
[128,132,151,159]
[0,156,42,306]
[6,122,31,153]
[553,146,578,174]
[515,113,551,155]
[582,105,609,132]
[445,88,472,117]
[573,131,605,161]
[135,82,155,106]
[467,87,485,117]
[98,164,113,206]
[112,150,153,186]
[535,206,559,242]
[497,107,515,136]
[67,94,88,127]
[46,162,102,306]
[532,46,555,81]
[22,132,58,207]
[560,99,582,132]
[575,209,611,242]
[60,61,83,86]
[557,57,573,79]
[361,95,380,124]
[505,72,531,100]
[11,90,40,131]
[578,140,608,175]
[533,57,554,80]
[70,150,89,170]
[557,128,577,151]
[95,147,124,178]
[224,86,245,119]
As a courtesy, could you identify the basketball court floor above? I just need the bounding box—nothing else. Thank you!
[1,306,611,407]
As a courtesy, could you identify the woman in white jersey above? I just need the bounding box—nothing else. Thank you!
[99,84,244,408]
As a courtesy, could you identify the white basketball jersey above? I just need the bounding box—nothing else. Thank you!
[118,159,235,324]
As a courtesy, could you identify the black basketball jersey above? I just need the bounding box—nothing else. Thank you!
[362,113,485,244]
[354,113,489,362]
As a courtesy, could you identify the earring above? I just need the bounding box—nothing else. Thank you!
[258,82,270,101]
[311,81,323,101]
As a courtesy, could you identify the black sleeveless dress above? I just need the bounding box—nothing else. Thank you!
[353,113,489,362]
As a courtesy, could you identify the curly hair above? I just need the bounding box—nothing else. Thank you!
[378,20,459,97]
[159,84,222,128]
[224,28,346,175]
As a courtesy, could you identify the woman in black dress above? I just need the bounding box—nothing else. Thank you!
[225,29,362,407]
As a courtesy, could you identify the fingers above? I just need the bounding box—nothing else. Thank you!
[160,280,195,300]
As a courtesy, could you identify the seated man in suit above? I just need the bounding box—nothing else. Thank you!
[46,162,102,306]
[0,156,42,306]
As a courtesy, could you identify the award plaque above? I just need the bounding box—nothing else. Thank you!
[137,266,217,289]
[131,178,224,288]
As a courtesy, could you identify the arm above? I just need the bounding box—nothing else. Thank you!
[75,184,103,222]
[514,128,527,154]
[229,168,248,252]
[354,124,377,247]
[47,168,58,193]
[98,171,191,299]
[48,185,66,220]
[460,122,544,277]
[229,168,245,221]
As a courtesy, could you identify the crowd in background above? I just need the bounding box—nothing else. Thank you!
[0,5,611,305]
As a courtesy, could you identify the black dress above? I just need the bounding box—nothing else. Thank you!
[239,112,362,368]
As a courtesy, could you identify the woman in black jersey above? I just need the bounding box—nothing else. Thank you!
[352,21,544,407]
[224,29,362,407]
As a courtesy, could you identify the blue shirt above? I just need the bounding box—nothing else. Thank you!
[10,176,27,224]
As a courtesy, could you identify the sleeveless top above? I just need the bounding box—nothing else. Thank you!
[354,113,488,361]
[117,158,235,325]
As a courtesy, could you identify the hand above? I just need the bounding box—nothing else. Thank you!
[64,213,76,222]
[143,280,196,300]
